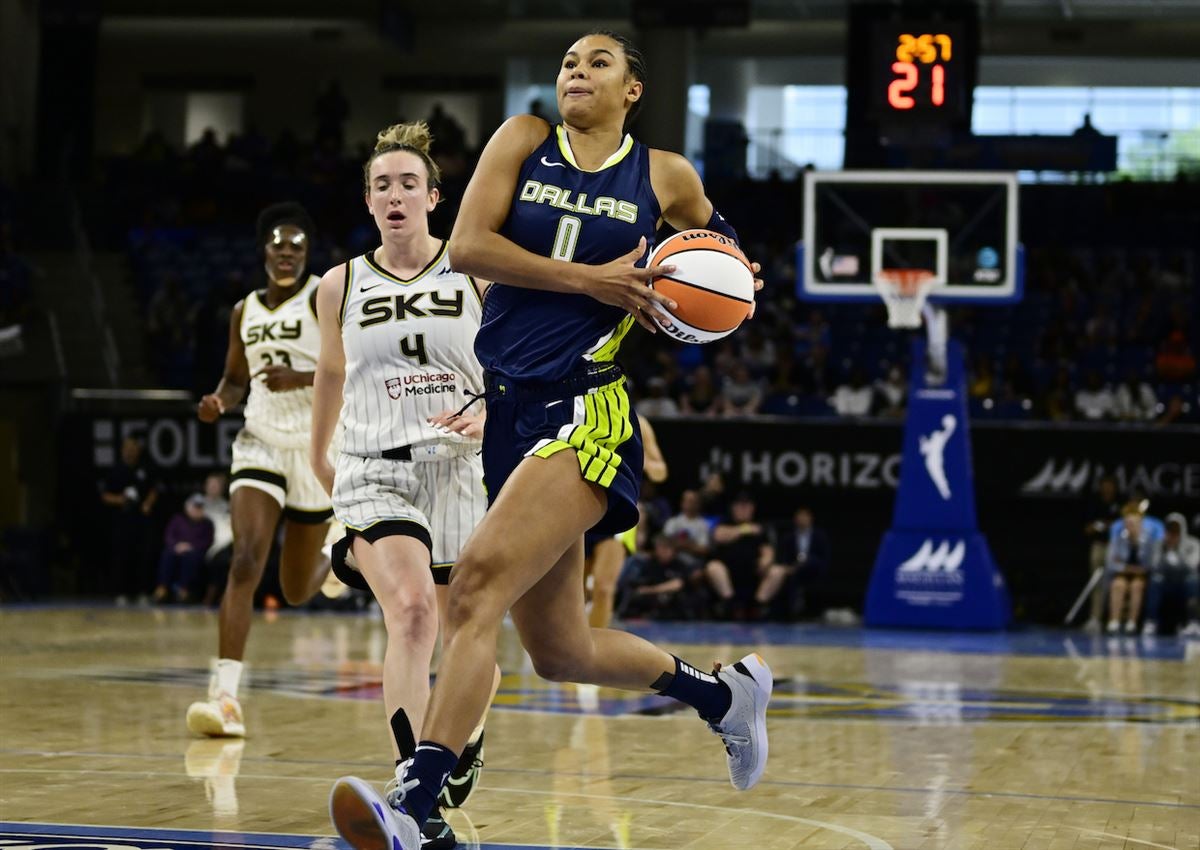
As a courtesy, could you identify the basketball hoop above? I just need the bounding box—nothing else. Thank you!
[873,268,938,329]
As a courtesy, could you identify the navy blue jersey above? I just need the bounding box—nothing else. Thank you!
[474,124,661,382]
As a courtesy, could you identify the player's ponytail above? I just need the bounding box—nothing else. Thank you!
[363,121,442,191]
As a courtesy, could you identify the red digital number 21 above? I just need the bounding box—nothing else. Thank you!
[888,61,917,110]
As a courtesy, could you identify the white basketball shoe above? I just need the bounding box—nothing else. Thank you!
[186,693,245,738]
[707,652,773,791]
[330,775,421,850]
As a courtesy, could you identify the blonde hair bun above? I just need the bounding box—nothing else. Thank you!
[374,121,434,156]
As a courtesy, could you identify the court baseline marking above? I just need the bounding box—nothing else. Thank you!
[3,749,1197,811]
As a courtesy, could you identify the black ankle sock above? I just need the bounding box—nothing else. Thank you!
[403,741,459,826]
[653,656,732,720]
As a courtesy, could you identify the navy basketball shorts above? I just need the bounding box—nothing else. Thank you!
[482,364,643,538]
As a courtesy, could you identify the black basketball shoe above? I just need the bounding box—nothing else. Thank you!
[421,808,457,850]
[438,728,485,808]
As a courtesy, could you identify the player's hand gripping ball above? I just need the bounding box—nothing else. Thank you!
[647,229,756,344]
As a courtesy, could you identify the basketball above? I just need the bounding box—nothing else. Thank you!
[648,229,755,344]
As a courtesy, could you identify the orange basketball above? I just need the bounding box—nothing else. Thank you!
[648,229,755,344]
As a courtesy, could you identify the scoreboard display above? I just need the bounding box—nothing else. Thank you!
[869,23,968,119]
[846,3,979,133]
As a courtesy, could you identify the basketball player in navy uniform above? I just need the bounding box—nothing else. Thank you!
[330,32,772,850]
[311,122,499,850]
[188,203,332,738]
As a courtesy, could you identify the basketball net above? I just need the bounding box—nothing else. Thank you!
[873,268,937,329]
[873,268,949,385]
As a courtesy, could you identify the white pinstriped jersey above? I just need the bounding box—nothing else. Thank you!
[240,274,321,449]
[339,241,485,457]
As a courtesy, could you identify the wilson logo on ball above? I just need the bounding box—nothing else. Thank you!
[648,229,755,344]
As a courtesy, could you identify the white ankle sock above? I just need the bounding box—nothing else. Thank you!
[214,659,243,699]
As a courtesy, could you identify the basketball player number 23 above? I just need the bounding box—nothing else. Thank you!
[551,215,582,262]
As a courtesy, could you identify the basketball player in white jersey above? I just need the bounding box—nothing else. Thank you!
[311,123,499,850]
[188,203,333,738]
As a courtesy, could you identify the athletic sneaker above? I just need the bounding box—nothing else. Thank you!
[1142,620,1157,636]
[186,693,245,738]
[707,652,772,791]
[389,772,456,849]
[420,810,456,850]
[438,729,484,809]
[1180,621,1200,637]
[330,775,421,850]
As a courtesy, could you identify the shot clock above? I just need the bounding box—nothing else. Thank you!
[869,22,969,119]
[845,3,980,139]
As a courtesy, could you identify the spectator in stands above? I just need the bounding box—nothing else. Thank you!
[638,376,681,418]
[720,362,763,415]
[201,472,233,607]
[100,437,161,605]
[1106,501,1161,634]
[794,309,831,357]
[800,343,833,398]
[1112,369,1159,421]
[1084,303,1118,347]
[768,507,831,621]
[1072,112,1101,137]
[1155,390,1188,427]
[1038,365,1073,421]
[874,364,906,418]
[698,471,727,517]
[1082,474,1123,631]
[1142,513,1200,637]
[153,493,214,604]
[1074,370,1115,420]
[766,347,804,397]
[620,535,694,621]
[739,328,776,376]
[704,492,774,620]
[188,128,224,174]
[830,367,873,416]
[681,365,721,415]
[1155,329,1196,383]
[663,489,712,570]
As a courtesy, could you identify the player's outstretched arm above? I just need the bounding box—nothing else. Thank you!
[310,265,347,496]
[198,301,250,423]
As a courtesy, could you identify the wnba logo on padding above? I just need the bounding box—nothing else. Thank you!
[898,539,965,575]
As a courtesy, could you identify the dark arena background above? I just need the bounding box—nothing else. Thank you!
[0,2,1197,849]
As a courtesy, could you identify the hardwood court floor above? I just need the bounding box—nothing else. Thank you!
[1,606,1197,850]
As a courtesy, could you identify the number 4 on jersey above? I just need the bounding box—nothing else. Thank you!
[400,334,428,366]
